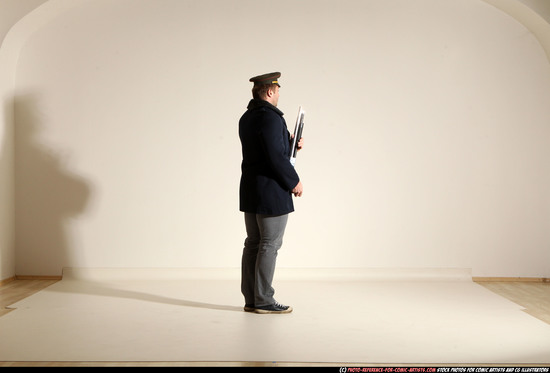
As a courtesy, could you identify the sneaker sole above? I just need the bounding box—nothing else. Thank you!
[254,306,293,314]
[243,307,255,312]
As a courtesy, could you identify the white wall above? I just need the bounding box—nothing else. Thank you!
[0,0,49,281]
[10,0,550,277]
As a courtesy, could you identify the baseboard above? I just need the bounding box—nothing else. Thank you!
[14,275,63,281]
[473,277,550,283]
[0,276,16,287]
[1,275,63,285]
[3,272,549,284]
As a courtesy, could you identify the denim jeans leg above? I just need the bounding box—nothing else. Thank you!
[254,213,288,307]
[241,212,260,305]
[241,213,289,307]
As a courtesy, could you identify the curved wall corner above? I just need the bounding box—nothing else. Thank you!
[518,0,550,24]
[0,0,49,280]
[0,0,50,280]
[0,0,82,279]
[0,0,49,48]
[483,0,550,63]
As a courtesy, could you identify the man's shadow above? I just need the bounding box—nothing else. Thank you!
[49,279,244,312]
[14,94,91,275]
[13,94,242,312]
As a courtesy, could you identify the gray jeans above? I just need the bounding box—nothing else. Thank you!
[241,213,289,307]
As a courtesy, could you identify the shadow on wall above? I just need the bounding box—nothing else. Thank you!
[14,94,91,276]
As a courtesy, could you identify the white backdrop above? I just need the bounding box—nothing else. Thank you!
[9,0,550,277]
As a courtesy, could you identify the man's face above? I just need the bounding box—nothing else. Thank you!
[273,85,279,106]
[269,85,280,107]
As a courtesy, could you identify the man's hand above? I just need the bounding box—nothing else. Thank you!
[291,135,304,151]
[296,137,304,151]
[292,181,303,197]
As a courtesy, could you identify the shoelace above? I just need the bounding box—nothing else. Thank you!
[274,301,287,308]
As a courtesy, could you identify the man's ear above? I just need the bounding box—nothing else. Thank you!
[265,87,274,98]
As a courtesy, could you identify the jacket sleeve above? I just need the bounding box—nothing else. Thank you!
[258,112,300,191]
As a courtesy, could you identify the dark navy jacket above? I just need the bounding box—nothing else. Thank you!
[239,99,300,215]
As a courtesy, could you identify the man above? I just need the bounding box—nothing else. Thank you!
[239,72,303,314]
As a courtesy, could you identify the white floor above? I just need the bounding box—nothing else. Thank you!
[1,268,550,365]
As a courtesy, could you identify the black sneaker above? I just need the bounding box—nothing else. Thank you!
[244,304,255,312]
[254,301,293,314]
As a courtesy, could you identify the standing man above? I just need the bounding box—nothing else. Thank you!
[239,72,303,314]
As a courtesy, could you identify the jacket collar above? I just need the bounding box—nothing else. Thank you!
[247,99,284,116]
